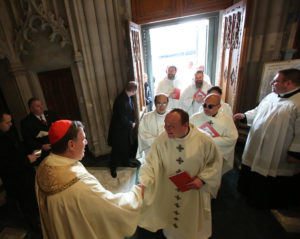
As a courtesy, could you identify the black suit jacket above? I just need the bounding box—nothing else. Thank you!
[21,110,58,152]
[0,129,35,198]
[107,91,136,147]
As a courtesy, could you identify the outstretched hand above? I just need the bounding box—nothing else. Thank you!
[137,184,144,199]
[27,149,41,163]
[233,113,245,122]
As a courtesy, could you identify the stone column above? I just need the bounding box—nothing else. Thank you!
[64,0,131,156]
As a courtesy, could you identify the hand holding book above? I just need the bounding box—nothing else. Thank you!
[171,88,181,99]
[169,171,193,192]
[169,171,204,192]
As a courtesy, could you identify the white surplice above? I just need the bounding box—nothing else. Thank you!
[190,111,238,174]
[138,125,222,239]
[36,153,143,239]
[155,77,184,109]
[243,92,300,177]
[137,110,167,162]
[219,102,233,117]
[180,81,212,116]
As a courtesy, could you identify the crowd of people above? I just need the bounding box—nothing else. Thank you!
[0,66,299,239]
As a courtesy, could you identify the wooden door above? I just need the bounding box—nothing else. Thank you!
[128,21,146,119]
[132,0,232,24]
[38,68,81,121]
[218,0,247,113]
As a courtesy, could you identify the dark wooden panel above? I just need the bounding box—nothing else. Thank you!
[132,0,233,24]
[182,0,232,15]
[38,68,81,121]
[132,0,179,24]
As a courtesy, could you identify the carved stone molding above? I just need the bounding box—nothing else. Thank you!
[14,0,71,56]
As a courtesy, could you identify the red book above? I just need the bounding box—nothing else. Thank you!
[173,88,181,99]
[169,171,193,192]
[199,122,220,138]
[193,89,206,100]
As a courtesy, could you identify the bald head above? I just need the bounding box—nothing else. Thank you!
[205,94,221,104]
[203,93,221,116]
[155,93,169,114]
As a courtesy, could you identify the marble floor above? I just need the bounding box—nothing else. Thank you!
[1,148,300,239]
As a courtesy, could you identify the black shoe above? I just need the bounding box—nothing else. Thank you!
[127,159,141,168]
[110,168,117,178]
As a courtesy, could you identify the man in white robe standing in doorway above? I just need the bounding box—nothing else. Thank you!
[190,94,238,175]
[234,68,300,209]
[156,65,184,109]
[180,70,212,116]
[138,108,222,239]
[136,93,169,163]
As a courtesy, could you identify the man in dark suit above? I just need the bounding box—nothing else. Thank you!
[21,97,59,165]
[108,81,141,178]
[0,110,40,229]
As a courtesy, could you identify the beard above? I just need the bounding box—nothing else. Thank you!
[195,81,203,89]
[168,74,175,80]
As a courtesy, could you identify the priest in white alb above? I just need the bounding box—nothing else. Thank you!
[234,68,300,209]
[36,120,144,239]
[137,93,169,163]
[180,70,212,116]
[138,109,222,239]
[156,65,184,109]
[190,94,238,175]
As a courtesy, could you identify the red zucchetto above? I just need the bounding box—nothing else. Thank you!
[48,120,72,144]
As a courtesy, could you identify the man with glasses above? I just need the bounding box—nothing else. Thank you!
[180,70,212,116]
[234,68,300,209]
[136,93,169,162]
[191,94,238,175]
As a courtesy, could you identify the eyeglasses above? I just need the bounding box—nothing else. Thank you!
[156,102,168,106]
[202,103,219,109]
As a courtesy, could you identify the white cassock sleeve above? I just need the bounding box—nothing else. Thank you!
[195,136,223,198]
[138,115,157,153]
[289,105,300,153]
[213,118,238,156]
[180,86,194,111]
[138,143,163,205]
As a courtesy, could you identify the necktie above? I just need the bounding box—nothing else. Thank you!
[129,97,134,109]
[40,116,47,126]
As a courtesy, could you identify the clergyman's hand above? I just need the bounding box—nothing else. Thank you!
[27,149,41,163]
[195,95,204,103]
[186,177,204,190]
[42,144,51,151]
[233,113,245,122]
[137,184,144,199]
